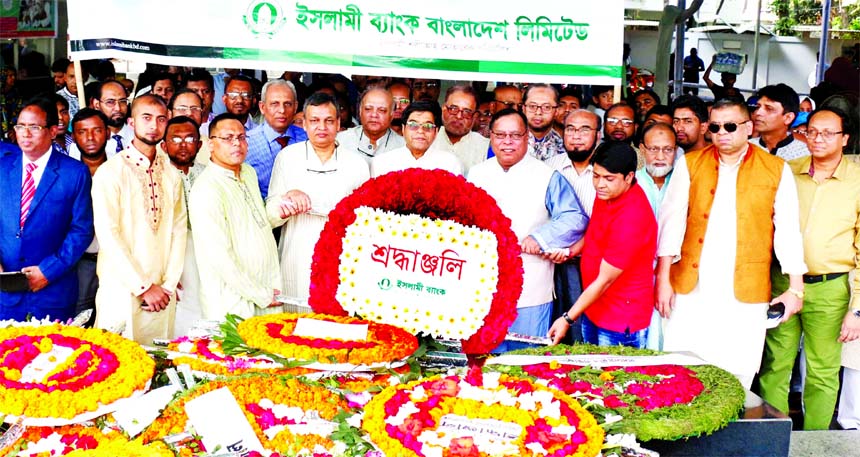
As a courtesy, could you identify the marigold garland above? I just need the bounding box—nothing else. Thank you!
[362,371,604,457]
[0,324,154,420]
[236,312,418,366]
[495,344,747,441]
[308,168,523,354]
[9,424,172,457]
[168,336,318,377]
[142,374,348,454]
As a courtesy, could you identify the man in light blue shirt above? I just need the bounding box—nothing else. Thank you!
[245,80,307,199]
[635,122,678,350]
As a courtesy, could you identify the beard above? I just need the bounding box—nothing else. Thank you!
[566,144,596,163]
[107,116,128,129]
[646,163,673,178]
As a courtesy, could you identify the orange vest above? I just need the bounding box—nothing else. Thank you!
[670,144,784,303]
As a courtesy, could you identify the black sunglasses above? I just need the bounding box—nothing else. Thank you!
[707,120,748,134]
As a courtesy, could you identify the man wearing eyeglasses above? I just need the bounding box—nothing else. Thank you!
[266,93,369,302]
[387,80,411,136]
[185,69,216,124]
[371,101,461,178]
[217,75,257,134]
[603,103,645,169]
[92,94,187,344]
[523,84,564,162]
[491,84,523,114]
[431,85,489,173]
[167,90,212,166]
[552,87,582,138]
[245,79,307,200]
[758,107,859,430]
[162,116,206,336]
[0,98,93,322]
[752,84,810,162]
[70,80,132,160]
[336,87,404,163]
[656,98,807,389]
[189,114,282,320]
[468,109,588,353]
[411,78,441,103]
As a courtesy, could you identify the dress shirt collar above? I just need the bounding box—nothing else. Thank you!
[797,155,849,181]
[23,146,52,170]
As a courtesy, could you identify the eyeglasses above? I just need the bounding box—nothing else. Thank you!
[564,125,595,135]
[805,129,843,141]
[405,121,436,132]
[169,136,198,144]
[642,145,676,155]
[606,117,635,127]
[13,124,47,134]
[477,110,492,118]
[707,120,750,134]
[99,98,129,108]
[490,130,527,141]
[209,134,248,144]
[412,82,438,90]
[226,92,252,100]
[445,105,475,117]
[792,128,807,136]
[393,97,410,106]
[173,105,202,114]
[524,103,557,113]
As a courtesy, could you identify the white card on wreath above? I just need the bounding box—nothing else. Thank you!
[292,317,368,341]
[113,384,180,438]
[185,387,264,454]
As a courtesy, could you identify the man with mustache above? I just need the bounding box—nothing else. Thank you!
[670,95,710,153]
[337,87,404,163]
[92,94,187,344]
[219,75,257,133]
[87,80,132,159]
[431,85,489,173]
[523,84,564,161]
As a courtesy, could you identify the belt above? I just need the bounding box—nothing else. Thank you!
[81,252,98,262]
[803,272,847,284]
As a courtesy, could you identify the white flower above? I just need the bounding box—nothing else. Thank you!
[385,402,419,427]
[346,412,363,428]
[539,400,561,420]
[525,442,549,455]
[483,371,501,389]
[603,414,623,425]
[410,386,427,401]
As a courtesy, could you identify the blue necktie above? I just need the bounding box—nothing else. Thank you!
[113,134,124,153]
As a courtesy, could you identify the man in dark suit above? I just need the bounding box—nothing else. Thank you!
[0,97,94,321]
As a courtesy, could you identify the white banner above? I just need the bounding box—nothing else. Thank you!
[67,0,623,85]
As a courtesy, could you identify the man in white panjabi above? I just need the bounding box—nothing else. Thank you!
[162,116,206,336]
[189,114,282,320]
[92,95,187,343]
[371,101,462,177]
[431,84,490,173]
[336,87,404,163]
[266,93,370,300]
[656,99,807,389]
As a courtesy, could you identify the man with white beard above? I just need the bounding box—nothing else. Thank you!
[635,122,678,350]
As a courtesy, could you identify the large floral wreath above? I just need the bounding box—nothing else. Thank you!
[309,168,523,354]
[489,344,746,441]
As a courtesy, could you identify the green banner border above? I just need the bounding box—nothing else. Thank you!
[72,39,623,80]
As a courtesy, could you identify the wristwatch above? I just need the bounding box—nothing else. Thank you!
[787,287,804,300]
[852,308,860,318]
[562,313,576,325]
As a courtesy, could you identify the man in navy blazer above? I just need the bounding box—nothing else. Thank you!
[0,97,94,321]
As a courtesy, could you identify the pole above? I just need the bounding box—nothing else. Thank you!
[673,0,687,98]
[816,0,832,85]
[74,60,85,111]
[752,0,762,90]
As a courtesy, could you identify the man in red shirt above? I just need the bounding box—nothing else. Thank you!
[548,141,657,347]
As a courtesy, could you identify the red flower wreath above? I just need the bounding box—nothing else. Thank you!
[309,168,523,354]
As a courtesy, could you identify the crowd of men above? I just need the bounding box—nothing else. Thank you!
[0,59,858,431]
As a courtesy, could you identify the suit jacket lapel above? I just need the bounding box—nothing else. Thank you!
[27,153,60,219]
[1,154,22,232]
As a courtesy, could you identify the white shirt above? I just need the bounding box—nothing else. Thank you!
[371,146,463,178]
[545,153,595,217]
[432,129,489,173]
[337,126,404,163]
[21,147,52,188]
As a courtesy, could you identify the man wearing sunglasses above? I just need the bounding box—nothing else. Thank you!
[656,98,807,389]
[371,101,461,178]
[432,85,489,173]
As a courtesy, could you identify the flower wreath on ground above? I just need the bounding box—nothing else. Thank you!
[167,335,317,377]
[233,312,419,366]
[8,424,172,457]
[141,373,351,455]
[309,169,523,354]
[0,324,154,421]
[362,368,604,457]
[488,344,746,441]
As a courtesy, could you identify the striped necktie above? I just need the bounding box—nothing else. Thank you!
[20,163,38,228]
[113,134,124,153]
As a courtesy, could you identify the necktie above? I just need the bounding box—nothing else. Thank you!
[275,135,289,149]
[113,134,124,153]
[20,163,38,228]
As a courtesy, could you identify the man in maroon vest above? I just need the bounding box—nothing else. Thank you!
[655,99,807,389]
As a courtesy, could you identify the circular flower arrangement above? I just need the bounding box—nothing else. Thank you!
[236,312,418,367]
[362,370,604,457]
[309,169,523,354]
[9,425,172,457]
[142,374,348,454]
[167,336,316,377]
[0,324,154,422]
[493,344,746,441]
